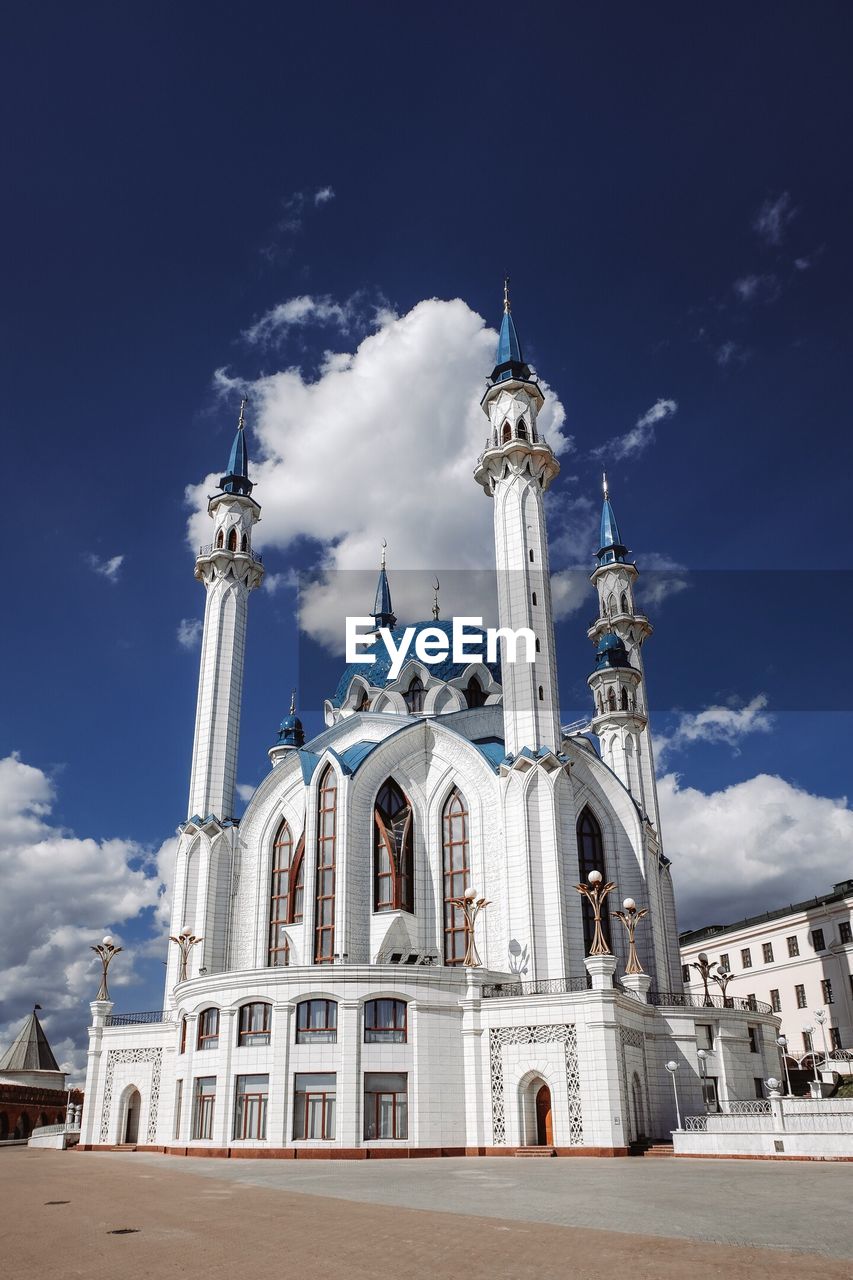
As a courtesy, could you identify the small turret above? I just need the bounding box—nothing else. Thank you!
[372,540,397,630]
[219,397,254,497]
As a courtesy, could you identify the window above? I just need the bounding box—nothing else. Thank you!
[364,1073,408,1140]
[465,676,486,708]
[233,1074,268,1140]
[404,676,425,713]
[762,942,774,964]
[240,533,248,552]
[216,529,224,549]
[795,983,807,1009]
[745,994,757,1011]
[442,788,469,964]
[238,1002,271,1047]
[538,685,544,701]
[192,1077,216,1140]
[830,1028,842,1050]
[197,1008,219,1051]
[577,808,612,954]
[535,637,541,652]
[748,1026,759,1053]
[373,779,414,913]
[501,422,511,443]
[531,591,537,606]
[269,820,304,965]
[741,948,752,969]
[173,1080,183,1141]
[517,419,528,441]
[696,1024,714,1050]
[529,548,534,562]
[179,1017,187,1054]
[754,1078,765,1099]
[681,964,691,983]
[821,978,834,1004]
[719,953,730,973]
[770,989,781,1012]
[364,999,407,1043]
[803,1030,813,1053]
[314,766,337,963]
[787,936,799,957]
[620,687,629,711]
[703,1076,720,1112]
[840,921,852,944]
[620,591,630,614]
[296,999,337,1044]
[227,527,237,552]
[293,1073,335,1140]
[811,928,825,951]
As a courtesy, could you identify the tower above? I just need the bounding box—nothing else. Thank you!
[586,476,659,828]
[187,401,264,821]
[474,283,561,756]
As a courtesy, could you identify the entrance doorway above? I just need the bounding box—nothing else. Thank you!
[535,1084,553,1146]
[124,1089,141,1144]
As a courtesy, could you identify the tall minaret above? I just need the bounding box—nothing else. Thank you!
[586,476,659,828]
[187,400,264,820]
[474,283,561,756]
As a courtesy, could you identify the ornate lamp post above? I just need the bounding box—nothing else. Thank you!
[696,1047,711,1113]
[813,1009,831,1070]
[575,870,615,955]
[91,935,122,1001]
[777,1035,793,1096]
[665,1060,682,1131]
[170,927,203,983]
[689,951,715,1007]
[802,1025,820,1082]
[611,897,649,973]
[448,887,490,968]
[710,961,736,1006]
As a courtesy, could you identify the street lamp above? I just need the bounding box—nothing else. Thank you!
[766,1077,781,1098]
[813,1009,831,1071]
[91,935,122,1001]
[696,1048,711,1113]
[689,952,715,1007]
[447,886,491,968]
[710,962,736,1006]
[665,1060,682,1131]
[776,1035,793,1096]
[611,897,649,973]
[802,1025,820,1082]
[574,870,615,956]
[170,926,203,984]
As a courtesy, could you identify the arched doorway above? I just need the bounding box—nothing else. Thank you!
[535,1084,553,1146]
[123,1088,141,1144]
[14,1112,31,1140]
[630,1073,646,1141]
[0,1113,9,1140]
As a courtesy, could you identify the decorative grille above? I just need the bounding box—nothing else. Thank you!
[488,1024,582,1146]
[99,1047,163,1144]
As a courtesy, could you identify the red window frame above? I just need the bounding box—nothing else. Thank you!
[192,1077,216,1139]
[364,1084,408,1140]
[233,1075,269,1140]
[295,999,338,1043]
[442,788,469,964]
[179,1016,187,1054]
[373,779,413,913]
[237,1002,271,1046]
[197,1007,219,1050]
[314,767,337,963]
[576,807,612,953]
[269,822,305,967]
[364,998,407,1043]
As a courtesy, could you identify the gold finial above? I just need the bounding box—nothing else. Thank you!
[503,275,511,315]
[237,396,247,430]
[602,471,609,501]
[289,688,296,716]
[432,576,440,621]
[380,538,387,570]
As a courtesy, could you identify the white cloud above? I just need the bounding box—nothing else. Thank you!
[314,186,335,205]
[662,771,853,929]
[236,783,256,804]
[753,191,797,246]
[0,753,166,1081]
[657,694,772,764]
[635,552,691,610]
[86,553,124,583]
[733,273,781,304]
[176,618,203,650]
[186,298,570,649]
[592,398,677,462]
[715,340,749,367]
[244,295,358,345]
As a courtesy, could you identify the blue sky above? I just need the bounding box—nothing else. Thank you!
[1,2,851,1071]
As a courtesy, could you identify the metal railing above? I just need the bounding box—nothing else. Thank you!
[648,991,773,1015]
[684,1115,708,1131]
[198,543,263,564]
[722,1099,771,1115]
[482,977,593,999]
[105,1010,175,1026]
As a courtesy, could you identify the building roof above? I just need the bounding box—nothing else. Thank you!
[0,1008,60,1073]
[680,879,853,947]
[219,402,253,497]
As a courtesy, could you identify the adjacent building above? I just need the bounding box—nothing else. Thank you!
[0,1008,81,1140]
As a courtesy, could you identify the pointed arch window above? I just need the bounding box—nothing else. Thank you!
[517,419,528,441]
[620,591,630,614]
[355,687,370,712]
[227,527,238,552]
[314,766,337,963]
[269,820,304,966]
[404,676,425,713]
[502,422,511,443]
[374,779,414,912]
[465,676,486,708]
[607,688,617,711]
[576,807,612,954]
[216,530,224,549]
[442,788,470,964]
[241,533,248,552]
[620,687,629,711]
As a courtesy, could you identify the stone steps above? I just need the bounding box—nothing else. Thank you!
[515,1146,557,1157]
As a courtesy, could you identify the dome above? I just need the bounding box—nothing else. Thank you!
[276,712,305,748]
[332,619,500,707]
[594,632,630,670]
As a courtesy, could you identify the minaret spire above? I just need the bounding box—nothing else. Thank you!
[220,397,253,496]
[372,539,397,630]
[431,576,440,621]
[503,274,511,314]
[597,473,628,566]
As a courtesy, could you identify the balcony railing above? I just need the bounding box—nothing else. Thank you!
[105,1010,175,1027]
[648,990,773,1015]
[482,977,593,999]
[198,543,263,564]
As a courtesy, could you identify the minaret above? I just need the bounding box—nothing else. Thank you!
[372,540,397,630]
[187,400,264,820]
[586,476,659,827]
[474,282,561,755]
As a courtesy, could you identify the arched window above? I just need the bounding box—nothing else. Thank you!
[216,529,224,549]
[179,1016,187,1054]
[442,788,469,964]
[538,685,544,701]
[607,688,617,711]
[355,687,370,712]
[465,676,486,708]
[238,1002,271,1046]
[296,999,337,1043]
[364,998,407,1043]
[576,807,612,954]
[502,422,511,443]
[620,687,629,711]
[373,779,414,913]
[241,533,248,552]
[269,821,305,966]
[227,527,238,552]
[607,593,616,616]
[535,637,541,653]
[531,591,537,606]
[314,767,337,963]
[404,676,425,713]
[620,591,630,614]
[197,1007,219,1051]
[517,419,528,440]
[529,548,534,562]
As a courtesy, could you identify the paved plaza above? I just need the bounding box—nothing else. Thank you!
[1,1149,851,1279]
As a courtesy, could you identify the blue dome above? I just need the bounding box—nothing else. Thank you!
[277,712,305,747]
[595,632,630,670]
[332,619,501,707]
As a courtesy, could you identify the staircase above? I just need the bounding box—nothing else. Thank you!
[639,1140,674,1158]
[113,1143,138,1152]
[515,1146,557,1157]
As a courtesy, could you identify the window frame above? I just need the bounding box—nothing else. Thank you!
[787,935,800,957]
[196,1007,220,1051]
[268,820,305,967]
[770,989,781,1012]
[237,1002,271,1047]
[795,983,807,1009]
[762,941,774,964]
[314,766,337,964]
[576,807,612,954]
[292,1073,336,1140]
[442,787,470,965]
[821,978,834,1005]
[295,999,338,1044]
[364,998,408,1044]
[373,779,414,914]
[363,1072,408,1140]
[192,1076,216,1140]
[740,947,752,969]
[811,928,826,951]
[839,921,852,945]
[233,1074,269,1140]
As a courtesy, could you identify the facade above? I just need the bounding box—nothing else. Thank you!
[0,1008,81,1140]
[681,881,853,1066]
[80,292,781,1157]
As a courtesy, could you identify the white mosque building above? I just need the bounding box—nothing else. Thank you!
[80,294,780,1156]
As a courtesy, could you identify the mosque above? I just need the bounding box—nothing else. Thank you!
[79,293,778,1155]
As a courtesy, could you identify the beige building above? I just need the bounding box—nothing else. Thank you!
[680,880,853,1065]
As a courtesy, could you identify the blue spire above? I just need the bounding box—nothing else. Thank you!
[596,473,629,566]
[276,688,305,749]
[491,277,531,383]
[219,398,254,497]
[372,540,397,629]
